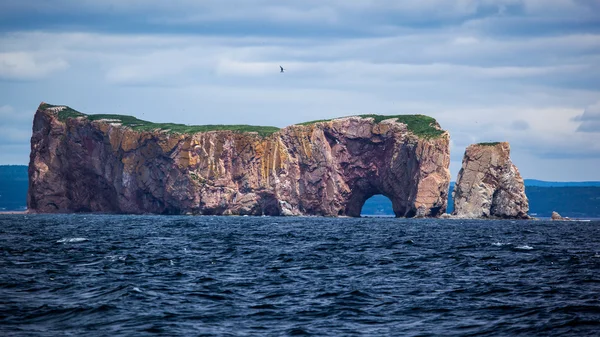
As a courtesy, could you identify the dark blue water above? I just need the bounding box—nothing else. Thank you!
[1,215,600,336]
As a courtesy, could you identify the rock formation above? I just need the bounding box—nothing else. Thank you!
[551,211,570,220]
[452,142,529,219]
[28,103,451,217]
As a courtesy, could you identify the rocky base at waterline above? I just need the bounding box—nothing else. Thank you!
[452,142,530,219]
[551,211,571,221]
[0,211,28,215]
[28,103,451,217]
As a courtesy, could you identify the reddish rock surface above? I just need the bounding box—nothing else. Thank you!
[452,142,529,219]
[28,104,451,217]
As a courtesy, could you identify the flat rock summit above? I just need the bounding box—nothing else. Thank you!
[28,103,528,218]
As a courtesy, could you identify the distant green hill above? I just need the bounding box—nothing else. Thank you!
[363,182,600,218]
[524,179,600,187]
[0,165,28,211]
[526,186,600,218]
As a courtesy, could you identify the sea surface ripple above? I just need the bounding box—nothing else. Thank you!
[1,215,600,336]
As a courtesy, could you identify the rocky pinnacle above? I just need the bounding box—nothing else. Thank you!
[452,142,529,219]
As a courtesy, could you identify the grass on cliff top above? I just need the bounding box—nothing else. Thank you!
[41,103,280,137]
[297,114,445,139]
[40,103,444,138]
[477,142,501,146]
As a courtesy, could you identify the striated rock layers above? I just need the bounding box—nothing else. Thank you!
[452,142,529,219]
[28,103,451,217]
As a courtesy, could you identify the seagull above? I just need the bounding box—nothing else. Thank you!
[280,65,285,73]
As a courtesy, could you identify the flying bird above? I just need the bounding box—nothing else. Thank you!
[280,66,285,73]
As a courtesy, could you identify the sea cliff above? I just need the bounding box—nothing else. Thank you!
[28,103,451,217]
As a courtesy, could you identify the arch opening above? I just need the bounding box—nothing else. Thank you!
[359,194,395,217]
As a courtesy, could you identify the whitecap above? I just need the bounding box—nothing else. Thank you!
[57,237,88,243]
[105,255,126,262]
[492,242,510,246]
[132,287,142,293]
[515,245,533,250]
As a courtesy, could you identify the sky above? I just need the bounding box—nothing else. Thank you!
[1,0,599,181]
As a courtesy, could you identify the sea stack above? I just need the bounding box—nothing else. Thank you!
[28,103,451,217]
[452,142,529,219]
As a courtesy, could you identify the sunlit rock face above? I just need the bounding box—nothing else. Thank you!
[452,142,529,219]
[28,103,451,217]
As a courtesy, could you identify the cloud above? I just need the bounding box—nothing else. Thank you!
[0,105,33,124]
[0,144,30,165]
[0,52,68,80]
[0,104,14,115]
[1,0,598,39]
[13,30,586,88]
[0,105,33,146]
[0,126,30,144]
[573,101,600,132]
[511,119,530,130]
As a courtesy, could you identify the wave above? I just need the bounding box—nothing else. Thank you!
[56,238,88,243]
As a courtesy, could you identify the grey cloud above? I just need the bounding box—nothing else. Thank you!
[509,132,600,160]
[537,149,600,159]
[510,119,530,130]
[573,102,600,132]
[9,30,588,91]
[0,52,69,80]
[0,0,598,39]
[0,105,34,145]
[576,121,600,133]
[0,144,30,165]
[0,127,31,144]
[0,105,34,125]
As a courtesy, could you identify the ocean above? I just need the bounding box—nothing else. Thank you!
[1,215,599,336]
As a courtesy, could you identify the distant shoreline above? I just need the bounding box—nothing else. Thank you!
[0,211,28,215]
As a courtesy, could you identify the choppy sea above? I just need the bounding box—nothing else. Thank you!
[1,214,599,336]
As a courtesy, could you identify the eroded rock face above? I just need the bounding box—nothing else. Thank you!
[28,104,451,217]
[452,142,529,219]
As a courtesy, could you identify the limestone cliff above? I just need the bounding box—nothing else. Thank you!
[28,103,451,217]
[452,142,529,219]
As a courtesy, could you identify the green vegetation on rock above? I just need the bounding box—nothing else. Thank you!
[297,114,445,139]
[42,104,280,137]
[40,103,85,120]
[477,142,501,146]
[41,103,444,138]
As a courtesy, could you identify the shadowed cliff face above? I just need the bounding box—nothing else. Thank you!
[452,142,529,219]
[28,104,451,217]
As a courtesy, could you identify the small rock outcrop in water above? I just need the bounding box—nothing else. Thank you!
[28,103,451,217]
[452,142,529,219]
[551,211,570,221]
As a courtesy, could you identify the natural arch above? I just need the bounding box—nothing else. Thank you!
[346,190,415,218]
[342,176,417,218]
[360,194,394,216]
